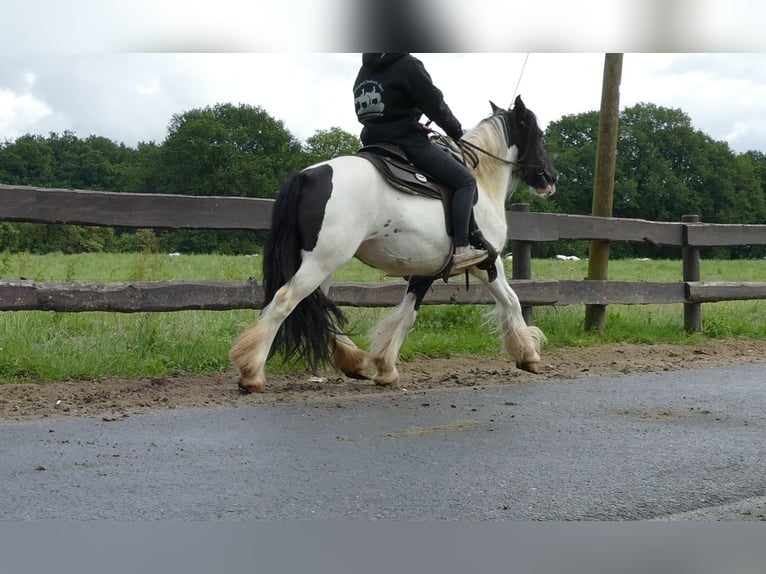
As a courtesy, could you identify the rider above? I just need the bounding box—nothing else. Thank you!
[353,53,488,271]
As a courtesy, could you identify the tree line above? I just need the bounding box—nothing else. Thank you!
[1,101,765,258]
[0,103,360,254]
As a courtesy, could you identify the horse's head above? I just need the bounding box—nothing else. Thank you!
[490,96,558,198]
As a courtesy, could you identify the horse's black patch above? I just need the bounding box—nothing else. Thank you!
[296,164,333,252]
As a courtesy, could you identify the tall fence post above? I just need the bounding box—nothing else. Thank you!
[584,52,622,335]
[682,214,702,332]
[511,203,533,325]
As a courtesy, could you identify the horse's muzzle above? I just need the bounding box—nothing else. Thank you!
[533,170,558,198]
[535,183,556,198]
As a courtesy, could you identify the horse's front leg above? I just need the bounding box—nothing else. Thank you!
[367,299,414,386]
[475,263,546,372]
[370,300,416,385]
[368,276,434,386]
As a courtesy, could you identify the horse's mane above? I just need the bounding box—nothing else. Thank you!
[436,114,506,171]
[464,113,508,159]
[458,113,515,190]
[462,107,544,179]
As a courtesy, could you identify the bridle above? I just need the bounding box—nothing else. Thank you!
[428,111,549,180]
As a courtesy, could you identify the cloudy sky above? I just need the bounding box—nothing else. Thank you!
[2,1,766,154]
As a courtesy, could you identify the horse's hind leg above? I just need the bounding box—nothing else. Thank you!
[230,261,335,393]
[367,276,433,386]
[331,333,373,380]
[477,264,546,372]
[230,282,304,393]
[320,278,372,379]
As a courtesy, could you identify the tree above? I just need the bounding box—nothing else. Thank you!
[118,141,163,195]
[542,102,766,258]
[0,135,55,186]
[0,132,139,253]
[302,127,361,165]
[140,103,308,252]
[538,111,600,216]
[156,103,304,198]
[616,104,703,224]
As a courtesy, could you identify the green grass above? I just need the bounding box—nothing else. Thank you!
[1,251,765,383]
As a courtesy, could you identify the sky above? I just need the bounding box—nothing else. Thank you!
[2,1,766,154]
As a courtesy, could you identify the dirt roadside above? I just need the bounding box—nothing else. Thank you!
[2,338,765,422]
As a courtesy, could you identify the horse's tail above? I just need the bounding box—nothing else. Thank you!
[262,171,347,371]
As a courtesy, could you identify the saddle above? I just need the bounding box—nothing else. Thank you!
[355,143,450,201]
[354,143,498,282]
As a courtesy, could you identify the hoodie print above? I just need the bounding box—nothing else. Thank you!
[354,80,385,119]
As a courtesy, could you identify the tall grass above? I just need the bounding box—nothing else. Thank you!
[1,252,765,383]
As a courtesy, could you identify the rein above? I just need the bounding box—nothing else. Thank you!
[457,139,545,177]
[458,139,518,168]
[428,129,517,170]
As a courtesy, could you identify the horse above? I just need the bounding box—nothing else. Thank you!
[230,95,559,393]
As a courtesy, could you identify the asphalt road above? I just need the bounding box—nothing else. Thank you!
[2,364,766,520]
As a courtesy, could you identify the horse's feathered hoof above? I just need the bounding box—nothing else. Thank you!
[238,378,265,393]
[517,361,541,374]
[344,371,371,381]
[373,370,399,387]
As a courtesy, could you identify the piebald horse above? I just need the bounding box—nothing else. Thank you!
[230,95,558,393]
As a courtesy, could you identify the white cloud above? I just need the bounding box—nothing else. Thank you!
[725,121,751,147]
[1,3,766,155]
[0,86,52,139]
[135,78,161,97]
[1,52,766,153]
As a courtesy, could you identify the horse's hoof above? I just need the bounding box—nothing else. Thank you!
[374,371,399,387]
[517,361,541,374]
[238,379,265,393]
[374,379,399,387]
[343,371,371,381]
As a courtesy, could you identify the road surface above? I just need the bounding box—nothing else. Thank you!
[2,364,765,520]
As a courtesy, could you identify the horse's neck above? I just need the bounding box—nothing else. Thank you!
[464,126,516,207]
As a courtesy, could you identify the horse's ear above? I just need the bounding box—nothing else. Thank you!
[489,100,502,114]
[514,95,527,116]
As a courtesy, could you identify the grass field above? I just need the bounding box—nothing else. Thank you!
[1,251,765,383]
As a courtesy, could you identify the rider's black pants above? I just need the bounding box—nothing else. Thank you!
[405,143,478,248]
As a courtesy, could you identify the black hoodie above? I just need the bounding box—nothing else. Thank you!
[353,53,464,148]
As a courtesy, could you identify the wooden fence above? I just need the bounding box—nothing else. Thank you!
[2,183,766,332]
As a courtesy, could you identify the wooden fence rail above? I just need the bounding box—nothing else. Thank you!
[2,183,766,332]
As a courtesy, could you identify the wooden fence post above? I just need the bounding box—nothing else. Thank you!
[584,52,623,335]
[510,203,533,325]
[682,214,702,332]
